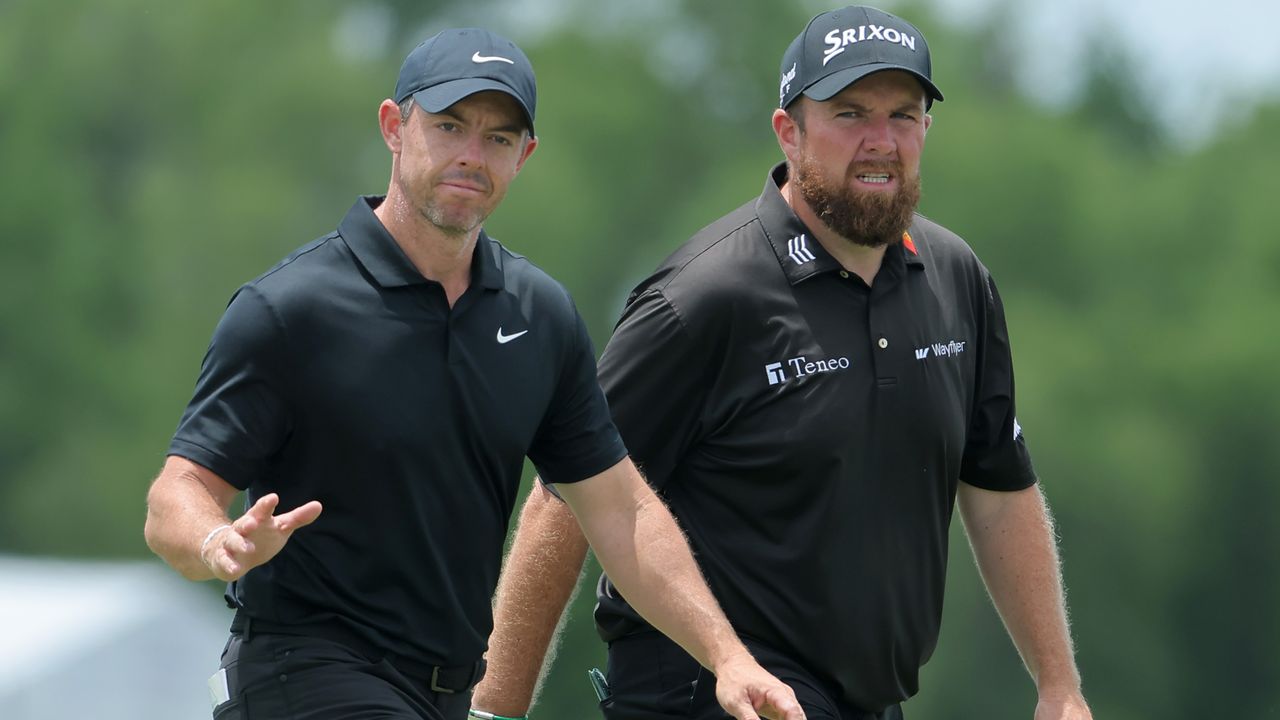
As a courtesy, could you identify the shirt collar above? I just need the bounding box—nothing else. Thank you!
[755,163,924,285]
[338,196,504,290]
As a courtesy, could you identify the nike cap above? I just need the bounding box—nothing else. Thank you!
[778,5,943,110]
[394,28,537,135]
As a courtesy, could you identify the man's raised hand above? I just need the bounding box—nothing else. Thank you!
[201,493,322,581]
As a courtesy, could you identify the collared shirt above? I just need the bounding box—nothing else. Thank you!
[170,196,626,667]
[594,164,1035,711]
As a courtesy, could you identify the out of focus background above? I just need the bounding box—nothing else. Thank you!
[2,0,1277,717]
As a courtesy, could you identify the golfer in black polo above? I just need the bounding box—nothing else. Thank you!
[473,7,1093,720]
[143,28,804,720]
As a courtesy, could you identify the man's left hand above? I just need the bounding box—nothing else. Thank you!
[713,653,806,720]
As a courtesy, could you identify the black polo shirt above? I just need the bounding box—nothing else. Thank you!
[170,196,626,669]
[594,164,1036,711]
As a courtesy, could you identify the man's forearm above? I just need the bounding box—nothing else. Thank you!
[563,474,749,673]
[144,457,238,581]
[958,483,1082,692]
[472,483,590,717]
[555,462,805,720]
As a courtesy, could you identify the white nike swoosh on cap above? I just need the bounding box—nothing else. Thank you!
[472,52,515,65]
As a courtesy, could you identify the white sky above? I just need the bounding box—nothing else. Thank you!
[926,0,1280,144]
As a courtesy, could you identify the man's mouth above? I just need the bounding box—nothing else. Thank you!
[442,182,487,193]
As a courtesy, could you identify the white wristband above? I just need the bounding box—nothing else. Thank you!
[200,524,233,556]
[469,711,528,720]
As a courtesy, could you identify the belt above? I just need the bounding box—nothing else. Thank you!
[230,611,486,694]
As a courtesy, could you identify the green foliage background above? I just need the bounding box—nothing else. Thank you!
[2,0,1277,717]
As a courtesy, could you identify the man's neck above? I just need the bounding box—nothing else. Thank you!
[780,180,886,287]
[375,192,477,307]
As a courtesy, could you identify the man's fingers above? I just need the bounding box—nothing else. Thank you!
[223,527,256,557]
[728,700,761,720]
[209,546,242,581]
[276,501,323,532]
[749,687,804,720]
[765,687,806,720]
[203,497,320,583]
[247,493,281,522]
[220,554,241,578]
[714,658,805,720]
[775,698,806,720]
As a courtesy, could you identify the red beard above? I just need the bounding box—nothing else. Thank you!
[793,154,921,248]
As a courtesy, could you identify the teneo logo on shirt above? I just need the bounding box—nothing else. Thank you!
[765,362,787,385]
[765,355,851,385]
[913,339,966,360]
[823,25,917,66]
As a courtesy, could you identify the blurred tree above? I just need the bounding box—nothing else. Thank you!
[1072,33,1167,157]
[0,0,392,555]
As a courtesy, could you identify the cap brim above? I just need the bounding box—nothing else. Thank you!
[803,64,943,105]
[412,78,535,134]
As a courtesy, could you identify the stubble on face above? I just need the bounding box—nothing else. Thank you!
[792,152,921,248]
[394,165,495,238]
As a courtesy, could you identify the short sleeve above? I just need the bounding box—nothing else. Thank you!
[528,304,628,485]
[168,284,292,490]
[597,290,708,490]
[959,272,1038,491]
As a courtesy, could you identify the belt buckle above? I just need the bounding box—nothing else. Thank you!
[430,666,456,694]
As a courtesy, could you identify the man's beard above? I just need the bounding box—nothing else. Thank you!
[793,152,921,248]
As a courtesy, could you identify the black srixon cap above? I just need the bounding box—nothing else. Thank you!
[778,5,943,110]
[394,28,537,134]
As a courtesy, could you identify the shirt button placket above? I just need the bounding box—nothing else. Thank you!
[869,297,896,386]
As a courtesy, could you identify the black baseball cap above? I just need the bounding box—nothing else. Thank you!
[394,28,537,135]
[778,6,943,110]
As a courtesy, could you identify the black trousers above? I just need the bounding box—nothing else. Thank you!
[210,632,473,720]
[599,632,903,720]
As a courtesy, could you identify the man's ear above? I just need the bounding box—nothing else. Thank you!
[772,107,802,166]
[514,134,538,173]
[378,99,404,153]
